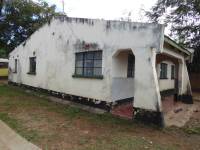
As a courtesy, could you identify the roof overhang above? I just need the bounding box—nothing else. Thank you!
[164,35,192,56]
[0,58,8,62]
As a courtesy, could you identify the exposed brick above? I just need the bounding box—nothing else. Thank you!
[111,102,133,119]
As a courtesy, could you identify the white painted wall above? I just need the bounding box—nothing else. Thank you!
[157,61,175,91]
[111,50,135,101]
[112,51,129,78]
[9,17,166,111]
[162,47,192,95]
[111,77,134,101]
[182,60,192,94]
[132,47,163,111]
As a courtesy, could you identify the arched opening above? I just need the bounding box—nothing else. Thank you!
[112,49,135,78]
[111,49,135,119]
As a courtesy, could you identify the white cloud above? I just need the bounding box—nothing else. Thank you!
[40,0,157,22]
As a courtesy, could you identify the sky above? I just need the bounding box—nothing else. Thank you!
[38,0,157,22]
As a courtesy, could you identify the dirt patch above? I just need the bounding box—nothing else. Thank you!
[164,102,198,127]
[0,83,200,150]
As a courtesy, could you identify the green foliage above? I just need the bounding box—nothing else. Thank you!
[0,0,60,56]
[184,127,200,135]
[146,0,200,72]
[0,48,7,58]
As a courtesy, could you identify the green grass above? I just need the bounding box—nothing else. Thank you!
[0,83,198,150]
[0,112,40,142]
[184,127,200,135]
[0,84,135,127]
[78,135,178,150]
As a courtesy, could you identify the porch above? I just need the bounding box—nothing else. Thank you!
[156,53,180,113]
[110,49,135,119]
[156,48,194,126]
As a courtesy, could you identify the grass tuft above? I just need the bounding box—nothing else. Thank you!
[0,112,40,142]
[184,127,200,135]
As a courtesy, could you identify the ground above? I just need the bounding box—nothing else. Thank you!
[0,81,200,150]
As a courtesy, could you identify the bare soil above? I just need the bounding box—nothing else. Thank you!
[0,82,200,150]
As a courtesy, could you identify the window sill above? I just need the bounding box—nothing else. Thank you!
[72,74,103,79]
[27,72,36,75]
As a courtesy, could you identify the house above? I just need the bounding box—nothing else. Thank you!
[8,16,193,126]
[0,58,8,79]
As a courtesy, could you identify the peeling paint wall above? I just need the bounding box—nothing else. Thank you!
[132,48,162,111]
[162,46,192,95]
[9,17,165,111]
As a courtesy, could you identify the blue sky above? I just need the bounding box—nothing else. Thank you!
[36,0,157,22]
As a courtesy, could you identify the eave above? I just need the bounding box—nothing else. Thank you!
[164,35,192,56]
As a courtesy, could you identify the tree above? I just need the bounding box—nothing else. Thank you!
[0,0,3,15]
[0,0,59,57]
[146,0,200,73]
[0,48,6,58]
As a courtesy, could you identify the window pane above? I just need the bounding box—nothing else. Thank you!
[76,53,83,60]
[85,52,94,59]
[0,63,3,68]
[76,60,83,67]
[94,68,102,76]
[171,65,175,79]
[75,68,83,75]
[15,59,17,72]
[30,57,36,73]
[94,51,102,59]
[0,62,8,68]
[75,51,103,77]
[94,60,102,67]
[84,68,93,76]
[160,63,167,78]
[84,59,93,67]
[29,58,32,72]
[127,54,135,78]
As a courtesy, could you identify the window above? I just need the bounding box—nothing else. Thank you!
[171,65,175,79]
[14,59,17,73]
[74,51,102,77]
[160,63,168,79]
[0,62,8,68]
[127,54,135,78]
[28,57,36,74]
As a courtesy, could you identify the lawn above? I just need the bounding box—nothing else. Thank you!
[0,82,200,150]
